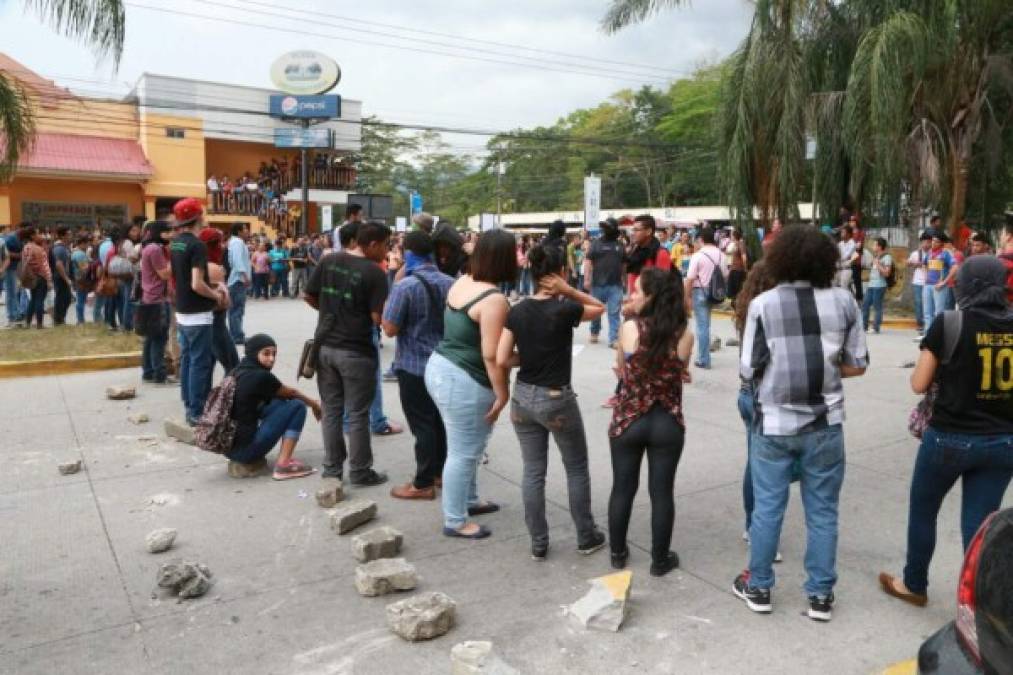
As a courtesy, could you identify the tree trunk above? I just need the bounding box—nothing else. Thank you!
[947,141,971,240]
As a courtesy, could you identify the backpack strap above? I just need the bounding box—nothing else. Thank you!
[941,310,962,366]
[409,270,443,330]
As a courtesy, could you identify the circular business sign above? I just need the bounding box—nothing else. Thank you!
[270,51,340,95]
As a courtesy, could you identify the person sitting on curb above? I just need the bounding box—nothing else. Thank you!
[226,333,321,480]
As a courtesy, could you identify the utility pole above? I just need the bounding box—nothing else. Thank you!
[495,145,503,228]
[300,119,310,237]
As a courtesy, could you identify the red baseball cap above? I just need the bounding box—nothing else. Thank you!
[172,198,204,227]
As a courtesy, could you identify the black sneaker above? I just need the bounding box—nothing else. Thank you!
[732,572,772,614]
[807,593,834,622]
[531,543,548,561]
[650,551,680,577]
[577,530,606,556]
[320,467,343,480]
[350,469,388,487]
[610,548,628,570]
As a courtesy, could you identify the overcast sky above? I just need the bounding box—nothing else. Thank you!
[0,0,751,157]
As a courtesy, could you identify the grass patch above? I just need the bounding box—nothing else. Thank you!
[0,323,141,362]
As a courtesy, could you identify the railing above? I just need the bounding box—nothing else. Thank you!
[207,166,357,216]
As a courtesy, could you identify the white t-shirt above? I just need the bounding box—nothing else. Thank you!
[207,178,219,191]
[838,240,857,268]
[908,250,926,285]
[175,310,213,326]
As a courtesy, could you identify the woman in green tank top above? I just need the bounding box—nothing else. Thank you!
[425,230,518,539]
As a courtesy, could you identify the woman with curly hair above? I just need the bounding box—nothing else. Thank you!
[607,267,694,577]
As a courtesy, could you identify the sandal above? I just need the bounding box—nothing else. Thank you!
[878,572,927,607]
[272,460,315,481]
[468,501,500,516]
[375,422,404,436]
[443,525,492,540]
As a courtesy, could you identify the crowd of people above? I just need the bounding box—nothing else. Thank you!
[2,200,1010,625]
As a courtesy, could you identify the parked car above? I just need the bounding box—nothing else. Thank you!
[917,507,1013,674]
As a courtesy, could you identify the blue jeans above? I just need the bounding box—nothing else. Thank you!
[228,282,247,343]
[4,268,23,322]
[692,288,712,368]
[911,284,924,332]
[75,288,89,324]
[737,388,755,531]
[902,428,1013,595]
[270,270,289,297]
[590,284,623,344]
[228,398,307,464]
[142,303,169,382]
[749,425,845,596]
[425,353,496,529]
[93,294,104,323]
[177,322,214,423]
[861,286,886,332]
[922,285,953,328]
[518,268,532,296]
[119,280,134,331]
[104,288,122,328]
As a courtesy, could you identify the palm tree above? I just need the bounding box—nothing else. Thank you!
[604,0,1013,238]
[0,0,125,180]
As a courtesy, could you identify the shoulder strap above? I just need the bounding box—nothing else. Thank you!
[410,270,441,317]
[941,310,962,365]
[454,287,499,313]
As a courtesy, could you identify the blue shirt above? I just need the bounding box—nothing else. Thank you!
[268,248,289,272]
[382,264,454,376]
[227,236,251,286]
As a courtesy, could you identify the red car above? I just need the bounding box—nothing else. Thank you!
[917,507,1013,674]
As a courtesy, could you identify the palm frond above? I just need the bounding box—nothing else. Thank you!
[600,0,690,34]
[0,73,36,182]
[25,0,126,67]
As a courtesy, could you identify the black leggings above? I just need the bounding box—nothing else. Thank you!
[608,406,685,561]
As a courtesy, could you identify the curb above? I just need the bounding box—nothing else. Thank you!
[0,351,142,379]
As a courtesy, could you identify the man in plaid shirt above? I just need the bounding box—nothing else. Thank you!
[382,232,455,500]
[734,225,868,623]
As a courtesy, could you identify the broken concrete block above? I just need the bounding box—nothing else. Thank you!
[565,570,632,632]
[315,479,345,508]
[725,336,740,348]
[164,418,196,446]
[355,558,418,597]
[156,560,212,600]
[145,528,177,554]
[329,499,377,535]
[106,385,136,400]
[709,337,722,353]
[351,526,403,562]
[128,413,150,425]
[58,460,82,475]
[387,591,456,642]
[451,641,520,675]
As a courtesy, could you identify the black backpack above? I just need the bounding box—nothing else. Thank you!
[704,250,727,304]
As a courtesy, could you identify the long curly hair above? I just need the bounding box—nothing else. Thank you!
[734,260,776,336]
[635,267,687,366]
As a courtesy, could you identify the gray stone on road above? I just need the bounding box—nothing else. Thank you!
[155,560,212,600]
[451,641,520,675]
[164,417,196,445]
[329,499,377,534]
[315,478,345,508]
[354,557,418,597]
[351,526,403,562]
[105,385,136,400]
[144,528,177,554]
[387,591,456,642]
[57,459,82,475]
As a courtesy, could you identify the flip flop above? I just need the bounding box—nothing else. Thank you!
[878,572,927,607]
[443,525,491,540]
[468,501,500,516]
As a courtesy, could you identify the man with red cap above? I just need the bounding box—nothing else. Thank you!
[170,198,226,425]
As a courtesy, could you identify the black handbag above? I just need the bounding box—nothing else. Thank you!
[134,303,167,338]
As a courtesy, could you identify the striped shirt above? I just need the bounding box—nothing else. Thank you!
[740,282,868,436]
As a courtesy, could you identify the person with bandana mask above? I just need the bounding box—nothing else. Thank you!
[624,214,671,295]
[879,255,1013,608]
[226,334,321,480]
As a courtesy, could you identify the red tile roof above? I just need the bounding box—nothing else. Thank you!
[16,132,153,179]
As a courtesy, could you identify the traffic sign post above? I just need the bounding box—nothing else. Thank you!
[584,175,601,232]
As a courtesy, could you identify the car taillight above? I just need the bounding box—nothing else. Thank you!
[955,512,996,667]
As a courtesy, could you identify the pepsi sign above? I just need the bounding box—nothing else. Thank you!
[269,94,341,119]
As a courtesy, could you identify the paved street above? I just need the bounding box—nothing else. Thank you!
[1,298,1008,675]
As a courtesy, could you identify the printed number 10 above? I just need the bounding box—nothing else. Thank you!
[978,347,1013,391]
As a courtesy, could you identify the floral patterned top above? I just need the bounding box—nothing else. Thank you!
[608,320,686,437]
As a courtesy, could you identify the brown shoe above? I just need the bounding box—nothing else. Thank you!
[878,572,927,607]
[390,482,436,500]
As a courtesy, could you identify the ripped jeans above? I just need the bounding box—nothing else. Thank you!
[510,381,598,548]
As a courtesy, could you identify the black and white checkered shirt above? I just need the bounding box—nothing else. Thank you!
[740,282,869,436]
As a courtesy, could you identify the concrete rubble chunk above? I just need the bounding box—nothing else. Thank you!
[354,557,418,597]
[386,591,456,642]
[351,526,403,562]
[709,337,722,353]
[725,336,740,348]
[164,418,196,446]
[315,479,345,508]
[58,460,82,475]
[155,560,213,600]
[106,385,137,400]
[145,528,178,554]
[451,641,520,675]
[128,413,150,425]
[565,570,632,632]
[329,499,377,535]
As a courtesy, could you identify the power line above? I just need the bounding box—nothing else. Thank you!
[122,2,673,87]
